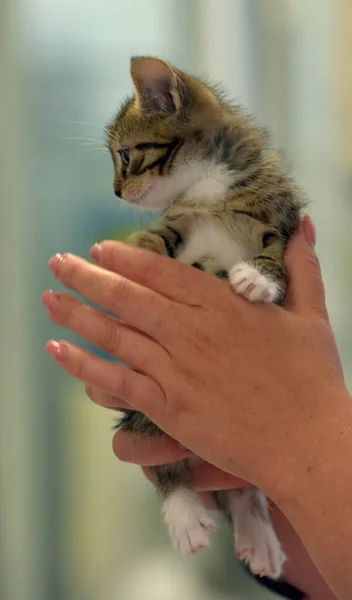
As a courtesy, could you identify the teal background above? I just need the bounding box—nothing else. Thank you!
[1,1,351,599]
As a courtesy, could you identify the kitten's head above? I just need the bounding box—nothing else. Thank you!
[106,57,234,209]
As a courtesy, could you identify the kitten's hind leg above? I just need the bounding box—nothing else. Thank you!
[153,463,216,556]
[227,488,286,579]
[119,413,216,556]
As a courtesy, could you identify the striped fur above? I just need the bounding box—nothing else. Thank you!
[107,57,305,579]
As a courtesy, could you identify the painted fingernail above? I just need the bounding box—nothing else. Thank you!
[90,243,101,263]
[303,216,316,247]
[48,253,64,276]
[42,289,58,310]
[46,340,68,361]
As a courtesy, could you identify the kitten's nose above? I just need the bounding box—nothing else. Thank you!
[114,186,122,198]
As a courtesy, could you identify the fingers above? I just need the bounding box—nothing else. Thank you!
[111,428,249,491]
[85,385,194,464]
[48,253,173,342]
[42,290,168,375]
[46,339,165,410]
[113,429,193,465]
[142,463,248,492]
[84,384,131,410]
[90,241,221,306]
[189,462,248,491]
[284,217,328,319]
[141,467,216,508]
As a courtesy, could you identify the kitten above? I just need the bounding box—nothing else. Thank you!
[106,56,304,579]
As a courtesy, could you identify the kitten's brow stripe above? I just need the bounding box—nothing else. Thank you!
[134,139,181,176]
[231,209,262,221]
[256,255,278,262]
[157,144,175,176]
[163,140,182,174]
[134,140,179,151]
[136,154,169,175]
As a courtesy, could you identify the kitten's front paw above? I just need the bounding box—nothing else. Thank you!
[229,262,279,303]
[127,231,166,254]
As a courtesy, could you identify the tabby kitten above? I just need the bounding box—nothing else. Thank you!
[106,56,303,579]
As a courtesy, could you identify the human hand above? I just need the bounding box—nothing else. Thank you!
[82,388,248,493]
[83,391,337,599]
[43,217,348,498]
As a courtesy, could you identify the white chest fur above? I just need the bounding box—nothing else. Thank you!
[176,220,251,271]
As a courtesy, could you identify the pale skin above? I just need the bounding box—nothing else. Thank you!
[43,217,352,600]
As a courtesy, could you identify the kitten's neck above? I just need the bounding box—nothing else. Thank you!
[171,159,236,207]
[170,122,264,207]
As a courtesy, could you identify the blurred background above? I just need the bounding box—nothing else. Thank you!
[1,0,352,598]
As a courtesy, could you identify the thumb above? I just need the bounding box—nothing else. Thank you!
[284,216,327,317]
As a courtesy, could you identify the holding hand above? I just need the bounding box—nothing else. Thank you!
[43,217,344,494]
[43,218,352,599]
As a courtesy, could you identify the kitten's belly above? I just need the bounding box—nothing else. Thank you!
[176,220,254,271]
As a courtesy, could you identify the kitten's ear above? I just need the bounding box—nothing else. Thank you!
[130,57,184,115]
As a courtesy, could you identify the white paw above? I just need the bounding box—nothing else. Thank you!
[235,518,286,579]
[229,262,279,303]
[162,488,216,556]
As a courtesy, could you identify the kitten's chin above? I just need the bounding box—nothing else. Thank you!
[138,195,175,210]
[130,181,182,210]
[123,193,171,210]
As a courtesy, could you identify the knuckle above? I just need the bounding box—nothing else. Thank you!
[114,371,129,400]
[161,387,185,423]
[66,303,81,329]
[73,355,86,380]
[306,252,322,279]
[138,251,163,284]
[101,319,121,354]
[109,276,132,308]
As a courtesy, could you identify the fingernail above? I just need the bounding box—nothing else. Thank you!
[46,340,68,361]
[303,216,316,247]
[48,253,63,276]
[42,289,58,310]
[90,243,101,263]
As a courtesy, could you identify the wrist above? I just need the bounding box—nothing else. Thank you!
[267,385,352,509]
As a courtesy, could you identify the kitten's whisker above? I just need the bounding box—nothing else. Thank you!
[64,136,105,144]
[59,119,103,130]
[84,148,108,155]
[62,137,108,153]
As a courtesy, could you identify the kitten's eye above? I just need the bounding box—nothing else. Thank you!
[119,150,130,166]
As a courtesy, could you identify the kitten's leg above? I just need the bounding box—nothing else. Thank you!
[229,230,286,305]
[216,488,286,579]
[152,462,216,556]
[128,224,182,257]
[119,412,216,556]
